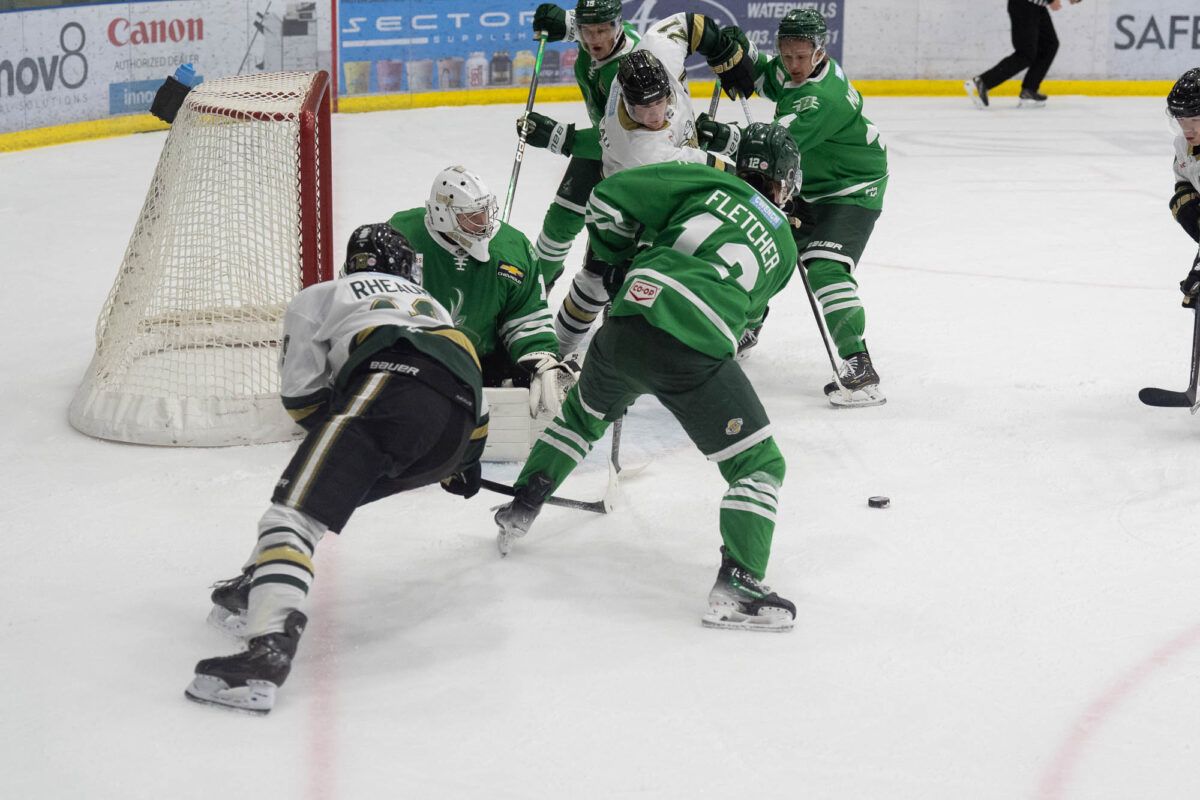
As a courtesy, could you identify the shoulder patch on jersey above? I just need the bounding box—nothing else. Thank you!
[625,278,661,306]
[792,95,820,114]
[496,261,525,284]
[749,194,784,229]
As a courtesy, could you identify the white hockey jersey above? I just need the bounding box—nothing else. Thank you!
[599,13,708,176]
[1173,136,1200,191]
[280,271,458,402]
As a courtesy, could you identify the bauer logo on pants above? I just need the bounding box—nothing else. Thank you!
[625,279,659,306]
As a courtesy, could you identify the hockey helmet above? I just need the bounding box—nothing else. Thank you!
[343,223,417,279]
[735,122,800,205]
[425,165,499,262]
[1168,67,1200,118]
[619,50,672,107]
[575,0,621,26]
[777,8,828,52]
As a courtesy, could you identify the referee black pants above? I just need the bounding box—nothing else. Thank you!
[980,0,1059,93]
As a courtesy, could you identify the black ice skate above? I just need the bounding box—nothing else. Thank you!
[1018,88,1048,108]
[824,348,886,408]
[736,324,763,361]
[965,76,989,109]
[494,473,554,556]
[206,569,252,638]
[702,548,795,632]
[185,610,307,715]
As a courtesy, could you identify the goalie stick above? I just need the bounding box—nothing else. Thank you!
[480,478,606,514]
[1139,306,1200,412]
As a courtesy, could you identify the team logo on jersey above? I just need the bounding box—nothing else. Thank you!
[497,261,525,284]
[725,418,743,435]
[792,96,820,114]
[749,194,783,228]
[625,278,660,306]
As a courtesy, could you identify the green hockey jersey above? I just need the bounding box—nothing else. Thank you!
[753,55,888,208]
[585,162,799,360]
[575,22,641,126]
[387,209,558,363]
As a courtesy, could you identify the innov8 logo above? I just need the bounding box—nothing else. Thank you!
[0,23,88,97]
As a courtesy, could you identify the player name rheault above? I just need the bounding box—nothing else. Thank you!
[704,189,783,273]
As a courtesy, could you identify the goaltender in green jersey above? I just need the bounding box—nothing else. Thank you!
[492,124,802,633]
[703,9,889,407]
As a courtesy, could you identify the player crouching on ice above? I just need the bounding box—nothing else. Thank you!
[185,225,489,714]
[1169,69,1200,309]
[494,123,802,632]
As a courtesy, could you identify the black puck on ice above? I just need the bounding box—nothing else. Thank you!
[868,496,890,509]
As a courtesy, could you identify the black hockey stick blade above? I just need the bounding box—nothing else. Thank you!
[479,478,606,514]
[1137,387,1194,407]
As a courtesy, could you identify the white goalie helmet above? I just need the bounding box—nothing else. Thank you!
[425,165,499,261]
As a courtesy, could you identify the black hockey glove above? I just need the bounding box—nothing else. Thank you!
[1180,254,1200,308]
[533,4,569,42]
[696,113,740,158]
[1170,182,1200,243]
[440,462,482,499]
[517,111,575,156]
[150,74,192,124]
[706,26,757,99]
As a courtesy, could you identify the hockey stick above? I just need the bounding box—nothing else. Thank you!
[796,259,845,391]
[707,81,722,117]
[501,35,548,223]
[1139,305,1200,412]
[480,478,606,514]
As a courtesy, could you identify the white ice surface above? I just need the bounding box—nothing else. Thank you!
[3,95,1200,799]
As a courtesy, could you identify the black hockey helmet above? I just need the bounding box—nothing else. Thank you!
[617,49,672,107]
[736,122,800,203]
[343,223,417,279]
[1168,67,1200,118]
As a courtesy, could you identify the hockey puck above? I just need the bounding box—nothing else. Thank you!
[868,496,890,509]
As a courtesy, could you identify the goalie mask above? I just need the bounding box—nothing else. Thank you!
[343,223,418,280]
[425,165,499,262]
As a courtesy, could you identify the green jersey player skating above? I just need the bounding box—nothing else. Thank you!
[705,9,889,407]
[525,0,639,289]
[388,165,577,418]
[493,124,802,632]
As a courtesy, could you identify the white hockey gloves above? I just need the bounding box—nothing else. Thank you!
[519,351,583,417]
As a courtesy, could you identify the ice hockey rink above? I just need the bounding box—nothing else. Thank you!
[3,92,1200,799]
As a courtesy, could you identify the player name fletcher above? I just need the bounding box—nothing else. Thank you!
[704,189,783,273]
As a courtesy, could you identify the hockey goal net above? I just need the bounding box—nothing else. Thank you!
[69,70,333,446]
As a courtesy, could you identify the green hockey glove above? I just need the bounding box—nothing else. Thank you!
[516,111,576,156]
[533,4,569,42]
[696,113,740,158]
[440,462,481,499]
[706,26,757,99]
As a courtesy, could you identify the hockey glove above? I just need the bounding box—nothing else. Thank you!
[696,113,740,159]
[1170,182,1200,243]
[706,26,757,100]
[1182,254,1200,308]
[440,462,482,499]
[519,352,574,417]
[533,4,571,42]
[517,112,576,156]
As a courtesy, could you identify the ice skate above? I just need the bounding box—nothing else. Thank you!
[205,569,252,638]
[1018,88,1047,108]
[185,610,307,715]
[494,473,553,556]
[735,323,763,361]
[702,548,795,632]
[964,76,989,109]
[823,348,886,408]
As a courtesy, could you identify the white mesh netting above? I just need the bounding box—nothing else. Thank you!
[69,71,327,446]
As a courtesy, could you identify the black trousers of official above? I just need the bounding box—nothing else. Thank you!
[273,356,474,533]
[979,0,1059,93]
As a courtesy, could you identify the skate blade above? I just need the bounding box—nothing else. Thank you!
[964,80,986,110]
[184,675,275,715]
[827,384,886,408]
[1017,98,1046,109]
[701,608,795,632]
[206,605,248,639]
[495,522,526,557]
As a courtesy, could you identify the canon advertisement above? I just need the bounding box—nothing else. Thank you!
[0,1,329,134]
[335,0,844,96]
